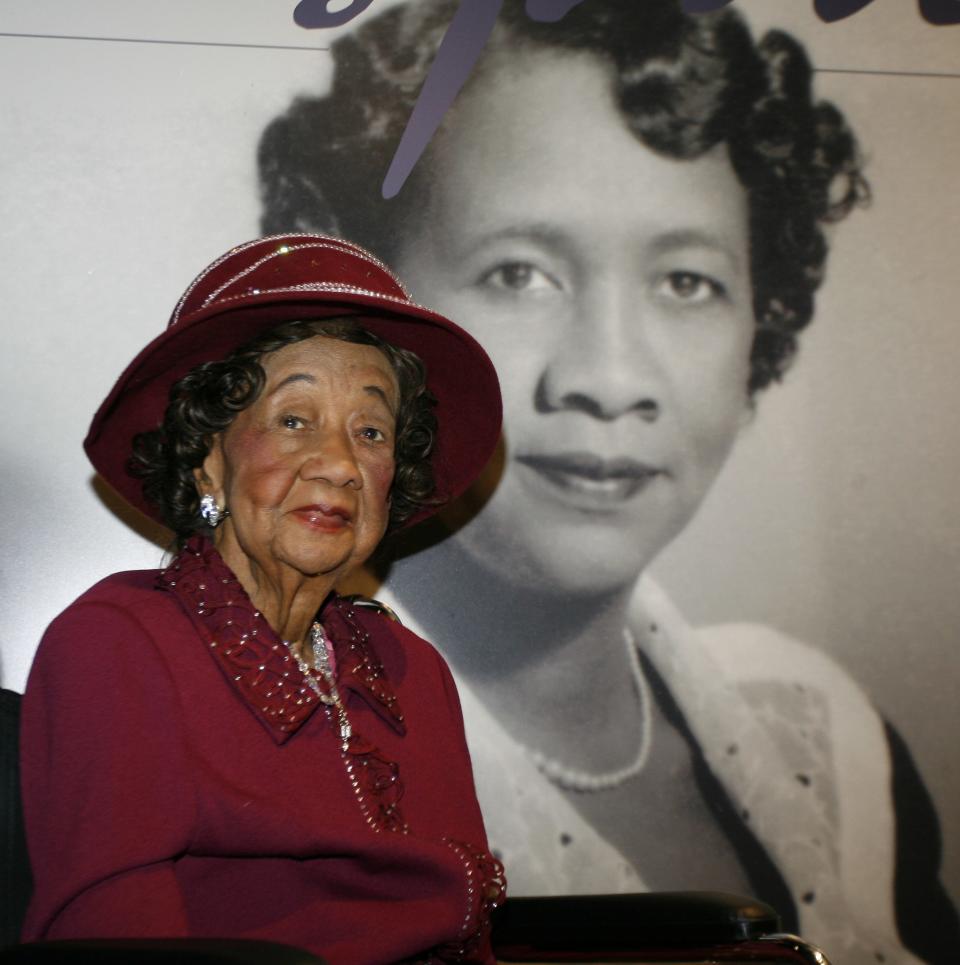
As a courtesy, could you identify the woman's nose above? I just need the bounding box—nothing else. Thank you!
[299,428,362,488]
[538,289,662,422]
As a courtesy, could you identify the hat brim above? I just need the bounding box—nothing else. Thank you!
[85,248,502,530]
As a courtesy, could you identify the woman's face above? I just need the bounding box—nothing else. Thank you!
[198,336,398,585]
[394,50,754,595]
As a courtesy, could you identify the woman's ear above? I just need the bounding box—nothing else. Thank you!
[193,435,226,505]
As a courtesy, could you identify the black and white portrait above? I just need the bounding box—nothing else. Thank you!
[2,2,958,962]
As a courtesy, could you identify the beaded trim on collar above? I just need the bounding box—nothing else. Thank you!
[158,536,405,745]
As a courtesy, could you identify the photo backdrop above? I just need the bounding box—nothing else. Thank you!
[2,0,958,920]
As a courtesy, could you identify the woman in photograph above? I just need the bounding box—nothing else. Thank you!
[258,1,957,961]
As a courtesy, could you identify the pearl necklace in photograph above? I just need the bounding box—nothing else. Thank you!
[523,628,653,793]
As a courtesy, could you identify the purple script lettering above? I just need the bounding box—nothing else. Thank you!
[815,0,876,21]
[382,0,588,198]
[681,1,735,12]
[918,0,960,24]
[381,1,504,198]
[815,0,960,22]
[293,0,374,29]
[295,0,959,195]
[525,0,590,21]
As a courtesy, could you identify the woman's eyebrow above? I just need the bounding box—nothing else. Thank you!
[364,385,397,417]
[457,222,574,259]
[648,229,743,269]
[268,372,315,395]
[269,374,397,415]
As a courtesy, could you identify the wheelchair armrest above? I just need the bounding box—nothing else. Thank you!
[491,891,781,957]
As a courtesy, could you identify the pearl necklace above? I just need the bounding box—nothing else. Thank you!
[522,628,653,793]
[285,622,352,748]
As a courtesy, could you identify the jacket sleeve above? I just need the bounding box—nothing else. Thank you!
[21,598,195,940]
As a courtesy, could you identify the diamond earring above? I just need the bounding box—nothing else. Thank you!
[199,493,227,528]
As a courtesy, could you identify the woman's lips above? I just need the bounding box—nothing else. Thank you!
[515,452,664,506]
[291,504,353,530]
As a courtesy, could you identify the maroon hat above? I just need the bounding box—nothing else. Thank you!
[85,234,502,527]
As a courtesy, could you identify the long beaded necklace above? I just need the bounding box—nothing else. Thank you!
[284,622,352,749]
[521,627,653,793]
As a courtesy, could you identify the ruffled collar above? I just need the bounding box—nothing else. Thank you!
[158,536,405,745]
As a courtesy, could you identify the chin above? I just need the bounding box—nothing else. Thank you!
[278,547,354,580]
[457,512,671,601]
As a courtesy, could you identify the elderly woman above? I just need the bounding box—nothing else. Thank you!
[257,2,958,963]
[19,235,505,963]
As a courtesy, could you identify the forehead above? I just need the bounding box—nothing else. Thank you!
[260,336,399,399]
[422,49,748,256]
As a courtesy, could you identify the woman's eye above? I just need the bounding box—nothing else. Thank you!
[359,426,387,443]
[656,271,725,304]
[479,261,558,293]
[281,414,305,430]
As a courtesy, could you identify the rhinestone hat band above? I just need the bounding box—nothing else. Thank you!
[169,235,415,328]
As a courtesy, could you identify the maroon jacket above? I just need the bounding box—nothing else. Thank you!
[21,538,503,963]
